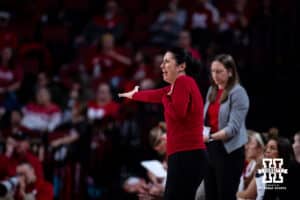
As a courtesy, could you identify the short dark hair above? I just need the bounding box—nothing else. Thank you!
[166,47,202,89]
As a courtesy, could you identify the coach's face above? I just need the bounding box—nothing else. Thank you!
[160,52,184,84]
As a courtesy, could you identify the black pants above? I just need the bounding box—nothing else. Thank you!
[204,141,245,200]
[164,149,208,200]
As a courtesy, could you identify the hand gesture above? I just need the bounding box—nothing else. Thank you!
[118,86,139,99]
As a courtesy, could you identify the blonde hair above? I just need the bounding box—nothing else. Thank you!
[149,122,166,148]
[247,130,265,149]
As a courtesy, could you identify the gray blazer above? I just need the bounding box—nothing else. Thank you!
[204,84,250,153]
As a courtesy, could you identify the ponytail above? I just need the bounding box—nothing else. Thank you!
[167,47,203,89]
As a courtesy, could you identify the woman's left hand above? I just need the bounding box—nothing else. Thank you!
[210,130,228,141]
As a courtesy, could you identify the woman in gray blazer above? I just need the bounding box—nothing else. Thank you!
[203,54,249,200]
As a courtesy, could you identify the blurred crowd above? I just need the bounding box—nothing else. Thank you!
[0,0,297,200]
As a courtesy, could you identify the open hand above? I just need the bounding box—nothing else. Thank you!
[118,86,139,99]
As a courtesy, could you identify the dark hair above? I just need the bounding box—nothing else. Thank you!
[269,137,294,168]
[167,47,202,88]
[209,54,240,103]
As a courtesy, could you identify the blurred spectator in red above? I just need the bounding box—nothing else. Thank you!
[21,87,62,134]
[190,0,219,31]
[217,0,251,62]
[13,162,53,200]
[88,33,132,89]
[177,30,202,60]
[0,132,44,180]
[131,51,152,83]
[18,42,52,75]
[189,0,220,53]
[150,0,187,48]
[0,47,23,114]
[87,83,120,122]
[0,11,18,50]
[78,0,125,45]
[218,0,250,33]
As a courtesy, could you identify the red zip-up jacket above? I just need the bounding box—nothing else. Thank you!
[133,75,205,156]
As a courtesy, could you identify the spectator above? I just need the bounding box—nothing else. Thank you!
[150,0,186,48]
[21,87,62,133]
[237,137,293,200]
[87,83,120,122]
[123,122,167,200]
[0,110,23,138]
[190,0,220,53]
[0,11,18,49]
[88,33,132,88]
[49,101,90,200]
[0,132,44,180]
[236,130,265,199]
[288,132,300,198]
[13,162,53,200]
[262,137,293,200]
[131,51,152,82]
[177,30,209,93]
[292,131,300,165]
[80,0,125,44]
[139,122,167,200]
[0,47,23,113]
[62,82,82,123]
[177,30,201,60]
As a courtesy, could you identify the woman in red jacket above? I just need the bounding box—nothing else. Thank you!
[119,47,207,200]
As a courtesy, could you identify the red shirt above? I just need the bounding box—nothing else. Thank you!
[87,100,120,120]
[133,75,205,156]
[0,65,23,88]
[207,89,223,133]
[15,179,53,200]
[21,102,62,132]
[188,47,202,60]
[88,49,130,83]
[0,151,44,180]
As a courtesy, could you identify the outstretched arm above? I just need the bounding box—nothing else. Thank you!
[118,86,140,99]
[119,86,170,104]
